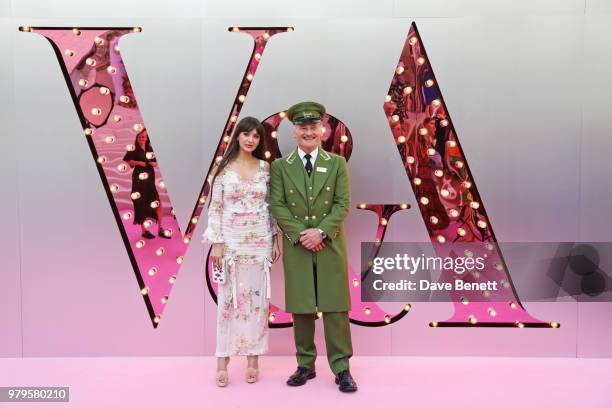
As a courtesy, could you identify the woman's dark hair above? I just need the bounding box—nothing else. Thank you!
[209,116,265,192]
[134,129,152,153]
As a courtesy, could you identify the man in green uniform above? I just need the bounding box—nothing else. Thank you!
[269,101,357,393]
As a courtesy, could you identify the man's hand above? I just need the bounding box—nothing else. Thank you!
[311,242,325,252]
[299,228,325,252]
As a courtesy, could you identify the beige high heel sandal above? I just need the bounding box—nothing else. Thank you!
[245,366,259,383]
[216,357,229,387]
[216,369,228,387]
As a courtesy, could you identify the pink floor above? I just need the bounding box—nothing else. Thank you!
[1,356,611,407]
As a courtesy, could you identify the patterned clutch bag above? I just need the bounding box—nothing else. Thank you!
[212,263,226,284]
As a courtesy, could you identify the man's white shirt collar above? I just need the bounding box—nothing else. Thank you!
[297,146,318,166]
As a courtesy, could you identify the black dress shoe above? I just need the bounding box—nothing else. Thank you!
[286,366,316,386]
[142,231,155,239]
[335,369,358,392]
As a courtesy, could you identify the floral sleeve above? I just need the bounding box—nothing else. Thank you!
[202,172,224,244]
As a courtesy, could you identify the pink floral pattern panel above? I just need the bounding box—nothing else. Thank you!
[23,25,290,328]
[384,23,557,328]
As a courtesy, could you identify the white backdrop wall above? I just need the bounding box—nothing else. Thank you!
[1,0,611,358]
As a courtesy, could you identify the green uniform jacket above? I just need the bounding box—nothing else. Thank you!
[270,148,352,313]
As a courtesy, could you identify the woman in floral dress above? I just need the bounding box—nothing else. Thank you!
[202,117,280,387]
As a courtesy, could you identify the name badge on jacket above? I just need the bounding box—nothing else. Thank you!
[316,167,327,173]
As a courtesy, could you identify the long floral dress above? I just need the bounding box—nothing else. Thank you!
[202,159,277,357]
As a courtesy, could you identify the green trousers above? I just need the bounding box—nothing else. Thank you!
[292,312,353,374]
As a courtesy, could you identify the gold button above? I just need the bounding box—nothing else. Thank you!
[323,213,327,216]
[324,201,329,204]
[309,186,312,190]
[309,196,313,200]
[326,186,331,191]
[294,215,297,218]
[304,216,309,220]
[312,215,316,219]
[289,189,294,194]
[291,202,296,206]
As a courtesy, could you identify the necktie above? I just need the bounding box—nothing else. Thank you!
[304,153,313,176]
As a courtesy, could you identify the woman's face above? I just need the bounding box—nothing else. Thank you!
[237,128,261,154]
[137,131,148,145]
[424,120,436,136]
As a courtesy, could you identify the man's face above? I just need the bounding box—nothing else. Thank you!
[294,121,323,153]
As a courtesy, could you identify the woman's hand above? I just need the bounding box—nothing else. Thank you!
[271,239,281,263]
[211,243,224,269]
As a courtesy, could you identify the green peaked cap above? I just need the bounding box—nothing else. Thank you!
[287,101,326,124]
